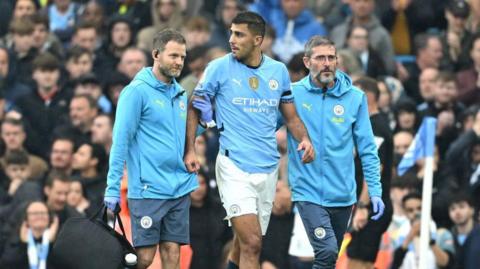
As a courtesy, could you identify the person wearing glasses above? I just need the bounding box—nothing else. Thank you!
[286,35,384,269]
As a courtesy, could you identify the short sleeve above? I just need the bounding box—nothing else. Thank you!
[193,61,220,98]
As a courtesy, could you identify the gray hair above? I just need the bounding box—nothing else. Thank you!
[304,35,336,57]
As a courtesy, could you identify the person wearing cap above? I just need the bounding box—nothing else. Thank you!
[442,0,473,71]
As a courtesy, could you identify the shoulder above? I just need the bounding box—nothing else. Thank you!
[348,85,366,99]
[263,55,288,72]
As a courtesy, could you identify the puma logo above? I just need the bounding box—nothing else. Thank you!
[302,103,312,111]
[232,78,241,86]
[155,99,165,107]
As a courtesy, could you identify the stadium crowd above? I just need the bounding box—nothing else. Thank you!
[0,0,479,268]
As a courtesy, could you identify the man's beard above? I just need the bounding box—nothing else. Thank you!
[159,65,181,79]
[315,69,335,85]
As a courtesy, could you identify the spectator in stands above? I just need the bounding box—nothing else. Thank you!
[15,53,71,158]
[0,201,59,269]
[0,46,31,108]
[96,15,134,79]
[80,0,105,35]
[456,33,480,107]
[117,47,148,79]
[136,0,183,52]
[67,178,92,215]
[259,0,327,63]
[345,25,387,79]
[456,226,480,269]
[260,25,278,60]
[65,46,94,80]
[391,192,455,269]
[417,68,439,110]
[49,137,75,176]
[180,45,208,97]
[331,0,396,75]
[103,71,130,111]
[209,0,245,51]
[70,21,99,55]
[71,142,107,208]
[102,0,151,32]
[380,0,442,56]
[43,171,81,227]
[466,0,480,33]
[45,0,82,44]
[6,17,38,86]
[30,12,64,59]
[442,0,473,71]
[53,94,98,146]
[446,108,480,210]
[73,73,112,113]
[394,99,419,134]
[403,33,444,104]
[13,0,37,19]
[189,170,231,269]
[1,119,48,180]
[90,114,113,154]
[448,194,477,257]
[286,52,308,83]
[182,17,212,50]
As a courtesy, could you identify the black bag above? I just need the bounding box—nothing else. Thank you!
[52,206,137,269]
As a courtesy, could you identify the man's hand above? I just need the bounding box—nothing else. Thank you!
[192,94,213,123]
[370,196,385,220]
[297,139,315,163]
[184,150,200,173]
[104,196,120,212]
[352,207,369,231]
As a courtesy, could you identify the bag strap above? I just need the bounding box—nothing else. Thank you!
[114,211,127,238]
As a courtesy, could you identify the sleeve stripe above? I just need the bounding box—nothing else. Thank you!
[281,90,292,97]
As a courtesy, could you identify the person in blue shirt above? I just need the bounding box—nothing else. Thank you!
[184,11,315,269]
[287,36,385,269]
[103,29,198,269]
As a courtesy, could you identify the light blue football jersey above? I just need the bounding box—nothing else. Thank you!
[194,54,293,173]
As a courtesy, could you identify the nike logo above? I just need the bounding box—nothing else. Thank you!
[302,103,312,111]
[232,78,241,86]
[155,99,165,107]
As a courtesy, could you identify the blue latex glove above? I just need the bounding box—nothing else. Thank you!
[104,196,120,212]
[192,95,213,123]
[370,196,385,220]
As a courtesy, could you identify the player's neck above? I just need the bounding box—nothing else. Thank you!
[242,50,263,68]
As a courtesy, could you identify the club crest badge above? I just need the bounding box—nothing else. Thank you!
[333,105,344,116]
[140,216,153,229]
[230,204,241,215]
[179,100,186,111]
[249,77,259,90]
[269,79,279,90]
[314,227,326,239]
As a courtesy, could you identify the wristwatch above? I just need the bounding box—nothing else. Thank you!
[356,201,369,209]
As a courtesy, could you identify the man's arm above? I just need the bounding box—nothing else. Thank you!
[280,102,314,163]
[105,85,142,198]
[184,97,201,173]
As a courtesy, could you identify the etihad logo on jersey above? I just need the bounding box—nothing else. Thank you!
[232,97,278,113]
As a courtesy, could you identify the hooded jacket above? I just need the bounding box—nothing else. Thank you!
[105,67,198,199]
[287,71,381,206]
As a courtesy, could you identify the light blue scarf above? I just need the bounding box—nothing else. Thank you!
[27,229,50,269]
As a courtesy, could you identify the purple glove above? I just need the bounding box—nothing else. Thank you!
[192,95,213,123]
[104,196,120,212]
[370,196,385,220]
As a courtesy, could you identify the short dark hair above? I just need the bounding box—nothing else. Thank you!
[436,71,457,84]
[2,118,25,132]
[448,193,474,208]
[402,192,422,207]
[287,52,308,73]
[45,170,70,188]
[354,76,380,101]
[79,142,107,174]
[346,25,368,40]
[414,33,440,55]
[72,93,98,109]
[231,11,266,37]
[73,21,97,35]
[66,46,92,62]
[5,149,29,166]
[32,52,61,71]
[29,13,49,30]
[304,36,336,57]
[152,29,186,53]
[9,17,34,35]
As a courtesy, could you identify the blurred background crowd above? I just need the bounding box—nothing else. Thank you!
[0,0,479,268]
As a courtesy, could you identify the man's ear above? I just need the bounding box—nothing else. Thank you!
[254,36,263,47]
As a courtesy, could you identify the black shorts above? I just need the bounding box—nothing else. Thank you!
[346,203,393,262]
